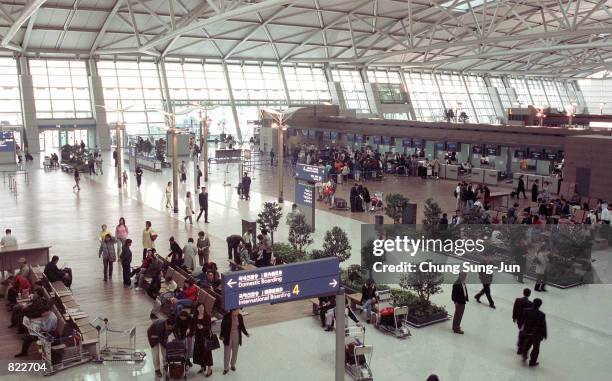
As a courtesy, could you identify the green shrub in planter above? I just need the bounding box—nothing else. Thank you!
[390,289,419,307]
[309,249,327,260]
[272,242,301,264]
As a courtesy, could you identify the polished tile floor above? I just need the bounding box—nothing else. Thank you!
[1,153,611,381]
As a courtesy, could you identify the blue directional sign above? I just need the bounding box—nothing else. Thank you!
[295,163,326,182]
[0,131,15,152]
[295,182,314,207]
[222,257,340,310]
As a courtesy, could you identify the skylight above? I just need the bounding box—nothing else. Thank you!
[441,0,494,12]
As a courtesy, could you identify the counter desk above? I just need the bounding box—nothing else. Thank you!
[0,243,51,272]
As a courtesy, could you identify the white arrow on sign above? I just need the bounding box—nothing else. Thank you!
[329,279,338,288]
[227,279,237,288]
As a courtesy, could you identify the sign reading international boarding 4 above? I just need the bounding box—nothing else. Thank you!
[222,257,340,310]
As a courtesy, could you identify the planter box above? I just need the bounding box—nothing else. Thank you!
[406,311,450,328]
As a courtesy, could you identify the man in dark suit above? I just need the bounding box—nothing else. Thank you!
[226,235,243,261]
[241,172,251,200]
[512,288,533,354]
[520,298,547,367]
[196,187,209,223]
[451,272,468,334]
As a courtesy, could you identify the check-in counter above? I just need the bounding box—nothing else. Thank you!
[484,169,500,185]
[0,243,51,272]
[471,167,485,183]
[445,164,459,180]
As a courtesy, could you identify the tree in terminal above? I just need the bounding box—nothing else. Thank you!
[384,193,410,224]
[399,262,443,305]
[257,202,283,243]
[322,227,352,263]
[288,214,313,259]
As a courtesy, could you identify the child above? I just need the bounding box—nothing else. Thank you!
[122,170,128,186]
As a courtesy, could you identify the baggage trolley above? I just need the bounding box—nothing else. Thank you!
[345,326,373,381]
[89,317,146,362]
[165,339,188,380]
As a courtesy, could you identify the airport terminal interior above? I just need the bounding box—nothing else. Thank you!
[1,1,612,380]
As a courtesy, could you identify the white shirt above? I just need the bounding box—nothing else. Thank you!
[601,205,611,222]
[0,234,17,247]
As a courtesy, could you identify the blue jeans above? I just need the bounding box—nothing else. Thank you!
[362,299,374,319]
[175,299,193,315]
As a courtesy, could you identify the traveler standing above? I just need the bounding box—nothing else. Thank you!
[135,166,143,190]
[534,243,548,292]
[512,288,532,353]
[192,302,214,376]
[241,172,251,200]
[196,231,210,266]
[115,217,129,253]
[531,180,539,202]
[516,175,527,199]
[220,309,249,374]
[73,169,81,191]
[142,220,158,261]
[451,272,468,334]
[165,182,173,209]
[98,234,117,282]
[196,187,209,223]
[520,298,547,367]
[120,239,133,287]
[147,318,176,378]
[184,191,194,224]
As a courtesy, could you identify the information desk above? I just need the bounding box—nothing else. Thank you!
[484,169,500,185]
[215,149,242,160]
[0,243,51,272]
[471,167,485,183]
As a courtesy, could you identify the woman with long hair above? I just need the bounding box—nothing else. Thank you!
[115,217,129,255]
[191,302,214,376]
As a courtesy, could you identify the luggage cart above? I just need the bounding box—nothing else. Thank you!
[345,326,373,381]
[371,290,411,339]
[89,317,146,362]
[370,192,384,212]
[23,317,92,376]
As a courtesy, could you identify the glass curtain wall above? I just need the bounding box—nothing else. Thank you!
[283,66,331,105]
[403,72,444,121]
[464,75,497,123]
[507,78,533,107]
[30,59,92,119]
[436,73,476,120]
[331,69,371,113]
[0,58,23,126]
[556,81,572,107]
[541,80,563,110]
[489,77,512,109]
[526,79,548,108]
[96,61,165,135]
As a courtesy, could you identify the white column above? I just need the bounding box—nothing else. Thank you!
[88,59,111,150]
[17,56,39,152]
[158,60,174,114]
[222,62,243,141]
[278,64,291,106]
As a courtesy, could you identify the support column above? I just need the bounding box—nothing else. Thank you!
[222,62,242,142]
[278,64,291,106]
[360,68,380,116]
[158,60,174,114]
[88,59,111,150]
[17,56,39,152]
[460,75,479,123]
[399,71,418,120]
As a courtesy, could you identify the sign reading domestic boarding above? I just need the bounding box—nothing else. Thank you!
[222,257,340,310]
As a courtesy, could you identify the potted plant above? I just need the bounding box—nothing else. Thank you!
[398,265,449,326]
[384,193,409,224]
[257,202,283,243]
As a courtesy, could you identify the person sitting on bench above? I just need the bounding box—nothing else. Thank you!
[15,306,58,357]
[44,256,72,288]
[238,242,254,265]
[6,275,31,309]
[359,279,379,324]
[150,277,178,319]
[172,279,198,315]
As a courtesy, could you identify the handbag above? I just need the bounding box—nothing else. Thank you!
[203,333,220,351]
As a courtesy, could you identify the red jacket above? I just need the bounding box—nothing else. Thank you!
[182,285,197,302]
[14,275,31,292]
